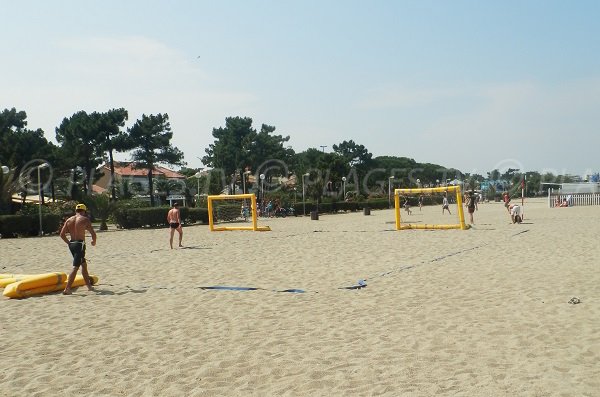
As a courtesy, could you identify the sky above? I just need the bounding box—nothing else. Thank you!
[2,0,599,177]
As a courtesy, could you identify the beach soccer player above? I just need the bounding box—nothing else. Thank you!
[467,190,477,224]
[503,191,511,212]
[509,204,522,224]
[442,193,451,215]
[403,196,412,215]
[167,202,183,249]
[60,203,96,295]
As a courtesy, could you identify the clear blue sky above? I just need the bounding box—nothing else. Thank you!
[2,0,599,176]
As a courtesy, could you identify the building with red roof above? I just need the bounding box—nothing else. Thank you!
[94,162,185,194]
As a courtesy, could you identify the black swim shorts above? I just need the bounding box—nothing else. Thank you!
[170,222,180,229]
[68,240,86,267]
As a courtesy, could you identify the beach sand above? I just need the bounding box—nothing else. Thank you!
[1,198,598,396]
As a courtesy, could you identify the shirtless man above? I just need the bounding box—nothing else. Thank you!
[167,202,183,249]
[60,203,96,295]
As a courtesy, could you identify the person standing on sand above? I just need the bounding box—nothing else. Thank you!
[167,202,183,249]
[442,193,451,214]
[503,191,511,212]
[60,203,96,295]
[467,190,477,224]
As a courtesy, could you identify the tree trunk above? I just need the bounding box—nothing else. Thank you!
[148,166,155,206]
[70,170,78,200]
[108,147,116,201]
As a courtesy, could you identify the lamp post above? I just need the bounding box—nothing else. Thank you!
[388,176,395,209]
[302,173,309,216]
[260,173,265,202]
[293,187,297,205]
[341,176,346,200]
[242,170,251,194]
[194,169,204,206]
[436,179,440,187]
[37,163,50,236]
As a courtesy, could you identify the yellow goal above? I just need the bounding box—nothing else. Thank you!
[394,186,468,230]
[207,194,271,231]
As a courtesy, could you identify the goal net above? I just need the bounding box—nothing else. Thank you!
[394,186,468,230]
[207,194,271,231]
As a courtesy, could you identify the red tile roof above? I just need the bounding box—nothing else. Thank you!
[105,162,185,179]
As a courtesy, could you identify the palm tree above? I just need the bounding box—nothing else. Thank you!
[83,193,116,231]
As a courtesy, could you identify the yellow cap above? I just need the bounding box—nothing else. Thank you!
[75,203,87,211]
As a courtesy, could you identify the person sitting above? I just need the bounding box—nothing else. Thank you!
[559,198,569,207]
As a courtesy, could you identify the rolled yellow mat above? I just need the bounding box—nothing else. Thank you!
[3,273,67,298]
[0,277,33,288]
[4,274,99,299]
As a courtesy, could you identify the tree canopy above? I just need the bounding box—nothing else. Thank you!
[127,113,185,206]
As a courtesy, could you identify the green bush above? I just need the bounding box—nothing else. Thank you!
[0,214,61,238]
[291,199,387,214]
[180,207,209,224]
[112,206,209,229]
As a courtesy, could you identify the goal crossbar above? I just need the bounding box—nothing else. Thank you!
[394,185,467,230]
[207,193,271,231]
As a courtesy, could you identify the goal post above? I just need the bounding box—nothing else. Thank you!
[394,186,468,230]
[207,193,271,231]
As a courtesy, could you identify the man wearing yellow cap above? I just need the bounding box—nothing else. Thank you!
[59,203,97,294]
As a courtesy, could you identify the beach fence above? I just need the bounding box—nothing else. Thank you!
[548,190,600,208]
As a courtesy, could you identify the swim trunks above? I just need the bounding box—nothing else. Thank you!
[68,240,86,267]
[170,222,180,229]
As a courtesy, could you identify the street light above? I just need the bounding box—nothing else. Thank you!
[341,176,347,200]
[388,176,395,209]
[37,163,50,236]
[194,168,204,206]
[242,170,251,194]
[302,173,310,216]
[260,174,265,202]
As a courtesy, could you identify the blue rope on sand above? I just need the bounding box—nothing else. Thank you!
[199,285,306,293]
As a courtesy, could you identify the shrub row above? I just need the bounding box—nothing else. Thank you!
[288,196,451,214]
[290,198,390,215]
[112,207,208,229]
[0,214,61,238]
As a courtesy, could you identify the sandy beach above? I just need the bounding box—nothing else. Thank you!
[0,198,598,396]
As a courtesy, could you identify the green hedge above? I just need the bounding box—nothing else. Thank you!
[112,207,209,229]
[0,214,61,238]
[291,198,391,214]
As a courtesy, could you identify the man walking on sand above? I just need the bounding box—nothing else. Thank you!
[60,203,96,295]
[167,202,183,249]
